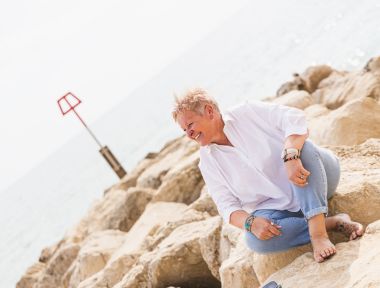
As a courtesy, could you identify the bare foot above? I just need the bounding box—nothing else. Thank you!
[334,213,364,240]
[310,235,336,263]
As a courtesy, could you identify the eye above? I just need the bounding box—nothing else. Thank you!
[183,122,193,132]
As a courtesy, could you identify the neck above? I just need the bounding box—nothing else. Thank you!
[212,115,233,146]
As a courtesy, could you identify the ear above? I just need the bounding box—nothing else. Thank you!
[204,104,214,119]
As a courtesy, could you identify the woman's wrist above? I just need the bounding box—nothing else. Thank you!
[244,215,256,232]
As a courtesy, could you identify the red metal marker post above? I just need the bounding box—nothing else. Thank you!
[58,92,127,179]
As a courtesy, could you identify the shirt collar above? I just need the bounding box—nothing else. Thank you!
[203,111,234,154]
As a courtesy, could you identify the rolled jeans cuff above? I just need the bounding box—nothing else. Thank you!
[303,206,328,220]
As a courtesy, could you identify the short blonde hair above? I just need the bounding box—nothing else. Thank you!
[172,88,220,122]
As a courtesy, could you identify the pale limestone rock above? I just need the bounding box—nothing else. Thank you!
[327,138,380,226]
[38,241,62,263]
[308,97,380,146]
[189,185,218,217]
[63,230,126,288]
[219,233,259,288]
[314,69,380,109]
[64,187,154,243]
[77,202,190,288]
[34,243,80,288]
[301,64,334,93]
[152,150,204,204]
[253,244,312,285]
[16,262,46,288]
[265,220,380,288]
[137,136,199,189]
[304,103,330,120]
[114,217,223,288]
[276,73,305,96]
[363,56,380,75]
[272,90,313,110]
[276,65,333,96]
[147,217,223,287]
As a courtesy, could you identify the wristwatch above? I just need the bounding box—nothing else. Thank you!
[281,148,300,160]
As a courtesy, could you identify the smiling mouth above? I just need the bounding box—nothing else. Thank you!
[194,132,201,140]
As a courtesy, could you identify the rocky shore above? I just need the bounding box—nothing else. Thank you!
[17,56,380,288]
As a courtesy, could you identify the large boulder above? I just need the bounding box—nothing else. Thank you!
[313,69,380,109]
[308,97,380,146]
[219,233,259,288]
[265,220,380,288]
[76,202,193,288]
[34,243,80,288]
[16,262,46,288]
[114,217,223,288]
[64,187,155,243]
[276,65,333,96]
[328,138,380,226]
[63,230,126,288]
[272,90,313,110]
[136,136,199,189]
[152,150,204,204]
[188,185,219,217]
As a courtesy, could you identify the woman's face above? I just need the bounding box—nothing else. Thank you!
[177,105,216,146]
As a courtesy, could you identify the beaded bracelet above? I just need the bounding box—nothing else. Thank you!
[244,215,256,232]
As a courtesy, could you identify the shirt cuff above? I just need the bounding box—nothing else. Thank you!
[223,207,243,224]
[284,125,308,138]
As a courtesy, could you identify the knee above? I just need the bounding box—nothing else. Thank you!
[300,140,320,165]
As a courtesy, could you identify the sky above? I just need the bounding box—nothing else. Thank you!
[0,0,249,192]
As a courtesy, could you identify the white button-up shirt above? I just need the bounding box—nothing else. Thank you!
[198,100,308,224]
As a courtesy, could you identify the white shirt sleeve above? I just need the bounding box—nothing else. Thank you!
[246,100,308,137]
[199,160,243,224]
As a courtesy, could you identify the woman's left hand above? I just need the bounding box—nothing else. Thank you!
[284,158,310,187]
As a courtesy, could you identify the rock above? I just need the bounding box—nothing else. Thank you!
[363,56,380,75]
[146,217,223,287]
[276,65,333,96]
[308,97,380,146]
[276,73,305,96]
[152,150,204,204]
[63,230,126,288]
[64,187,155,243]
[313,69,380,109]
[272,90,313,110]
[300,65,334,93]
[137,136,199,189]
[219,234,259,288]
[265,220,380,288]
[304,103,330,120]
[188,185,219,217]
[39,240,63,263]
[114,217,223,288]
[34,243,80,288]
[327,138,380,226]
[253,244,312,285]
[76,202,191,288]
[16,262,46,288]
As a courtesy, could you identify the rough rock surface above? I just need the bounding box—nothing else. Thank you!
[265,220,380,288]
[17,57,380,288]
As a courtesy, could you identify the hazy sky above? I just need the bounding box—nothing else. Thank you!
[0,0,248,192]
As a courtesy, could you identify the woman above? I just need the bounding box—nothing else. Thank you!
[172,88,364,263]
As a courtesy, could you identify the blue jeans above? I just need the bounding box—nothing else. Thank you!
[244,140,340,253]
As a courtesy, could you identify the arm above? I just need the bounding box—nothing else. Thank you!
[230,210,282,240]
[201,165,281,240]
[283,132,311,187]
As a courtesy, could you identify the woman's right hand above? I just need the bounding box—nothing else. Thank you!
[250,217,282,240]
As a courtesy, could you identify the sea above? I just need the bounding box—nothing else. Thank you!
[1,1,380,286]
